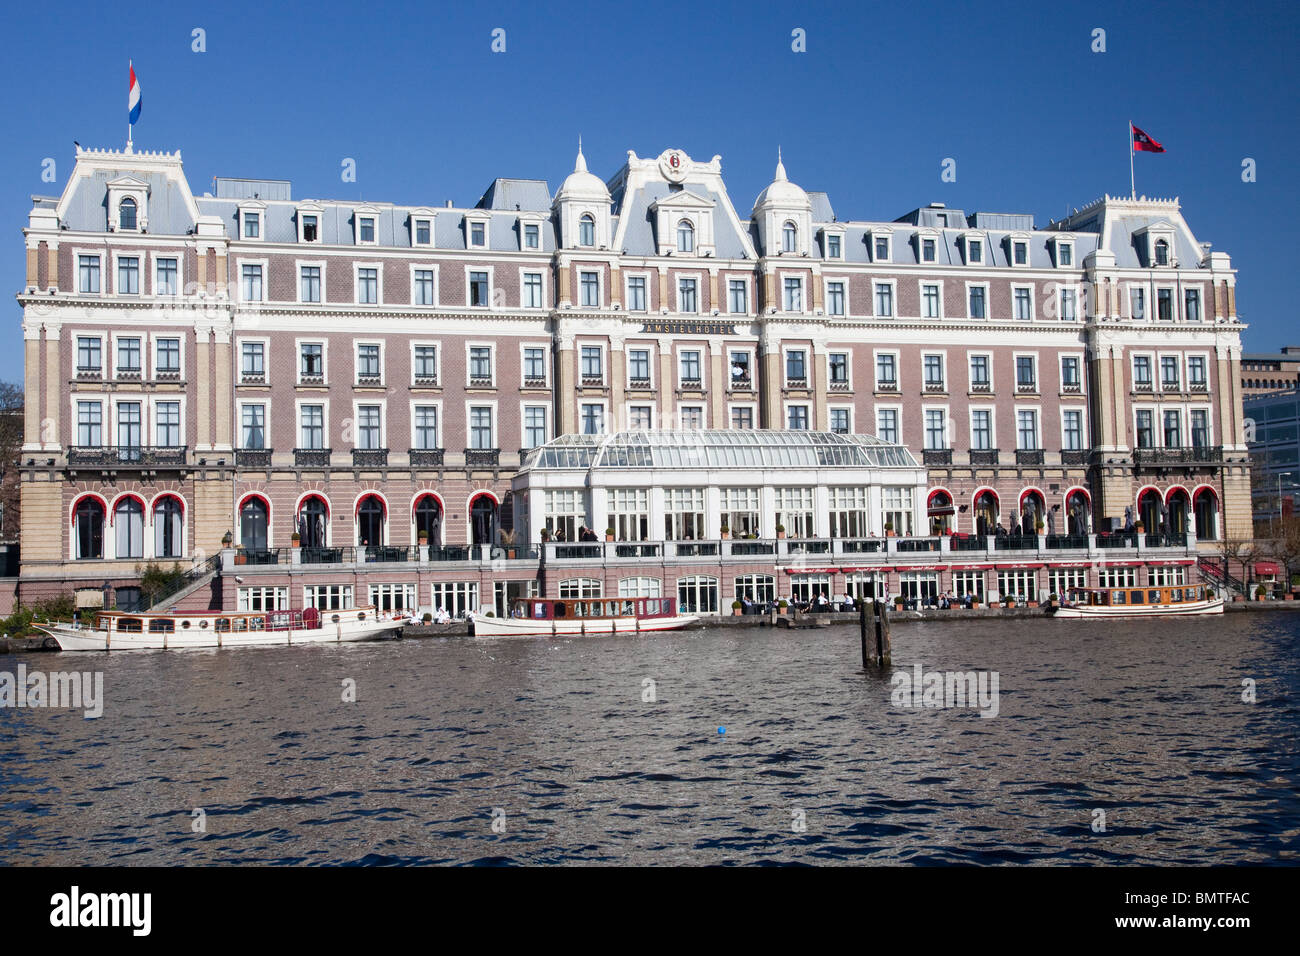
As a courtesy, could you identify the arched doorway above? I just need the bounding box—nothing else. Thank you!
[1065,489,1091,535]
[1019,489,1046,535]
[298,495,328,548]
[154,495,184,558]
[927,489,954,534]
[114,496,144,559]
[240,496,269,551]
[414,494,443,547]
[357,495,385,549]
[73,497,105,559]
[1165,488,1191,537]
[1194,487,1219,541]
[469,494,498,545]
[973,489,999,537]
[1138,488,1162,532]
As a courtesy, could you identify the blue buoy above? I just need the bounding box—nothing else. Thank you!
[717,726,726,735]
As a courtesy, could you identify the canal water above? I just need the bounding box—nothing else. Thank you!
[1,614,1297,865]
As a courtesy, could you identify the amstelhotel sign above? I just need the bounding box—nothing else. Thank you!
[640,319,737,335]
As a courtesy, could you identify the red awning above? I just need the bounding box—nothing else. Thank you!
[995,563,1045,570]
[1147,560,1197,567]
[838,567,886,573]
[1104,561,1145,567]
[783,568,840,575]
[927,505,956,516]
[895,565,944,572]
[1255,561,1280,575]
[1047,561,1093,568]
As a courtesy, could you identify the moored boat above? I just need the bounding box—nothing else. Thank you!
[1051,583,1223,618]
[33,605,405,651]
[468,596,697,637]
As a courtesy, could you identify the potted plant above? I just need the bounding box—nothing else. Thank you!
[731,599,743,617]
[775,523,786,539]
[777,599,788,615]
[422,612,433,624]
[540,527,552,543]
[605,527,616,542]
[221,530,233,548]
[720,523,730,540]
[499,528,517,559]
[1035,520,1045,535]
[1026,598,1039,608]
[1256,584,1268,601]
[1135,521,1145,534]
[290,531,301,548]
[1004,595,1016,608]
[893,595,905,610]
[970,597,981,609]
[884,520,896,537]
[1048,592,1060,608]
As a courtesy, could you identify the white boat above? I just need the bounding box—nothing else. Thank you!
[469,596,697,637]
[33,605,405,651]
[1051,583,1224,618]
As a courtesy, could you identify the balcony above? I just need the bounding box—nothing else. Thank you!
[240,372,266,385]
[1189,381,1209,392]
[924,381,946,393]
[293,447,331,467]
[464,448,500,469]
[680,378,703,390]
[236,448,273,468]
[1015,382,1037,394]
[728,377,752,391]
[969,448,1000,466]
[1061,383,1082,394]
[67,445,187,468]
[783,378,808,390]
[1133,381,1153,392]
[155,369,182,382]
[115,366,142,381]
[1133,445,1223,467]
[234,548,282,565]
[352,448,388,467]
[76,365,102,380]
[1015,448,1045,466]
[299,372,325,386]
[923,448,953,466]
[1060,449,1090,466]
[409,448,445,468]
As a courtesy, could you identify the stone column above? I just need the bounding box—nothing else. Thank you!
[813,348,829,431]
[555,331,576,435]
[708,340,725,427]
[213,326,233,449]
[658,348,673,426]
[45,244,58,291]
[22,323,41,449]
[43,323,60,450]
[195,327,211,450]
[761,348,782,428]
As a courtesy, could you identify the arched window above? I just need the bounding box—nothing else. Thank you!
[578,214,595,247]
[927,490,953,534]
[470,494,498,545]
[118,197,137,231]
[1138,488,1162,532]
[414,495,442,547]
[298,496,328,548]
[74,498,104,559]
[1154,239,1169,266]
[782,221,797,253]
[357,495,385,549]
[1065,490,1091,535]
[1019,490,1046,535]
[1194,488,1219,541]
[115,497,144,559]
[1166,489,1191,537]
[973,490,999,537]
[240,497,269,552]
[154,496,183,558]
[676,219,694,253]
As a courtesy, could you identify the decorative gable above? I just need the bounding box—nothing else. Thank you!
[649,190,716,257]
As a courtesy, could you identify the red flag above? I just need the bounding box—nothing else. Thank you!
[1132,125,1164,153]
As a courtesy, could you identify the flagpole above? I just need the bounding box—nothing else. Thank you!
[127,59,133,152]
[1129,120,1135,200]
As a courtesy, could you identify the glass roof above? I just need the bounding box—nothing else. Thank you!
[520,430,918,471]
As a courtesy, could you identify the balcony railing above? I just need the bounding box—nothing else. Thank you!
[730,540,776,555]
[464,448,500,468]
[352,448,389,467]
[1061,383,1082,394]
[1133,381,1153,392]
[240,372,266,385]
[950,534,988,551]
[523,376,547,389]
[1044,534,1088,550]
[67,445,187,468]
[115,366,142,381]
[970,382,991,393]
[897,537,940,552]
[680,378,703,390]
[1059,449,1090,466]
[783,378,807,390]
[923,448,953,466]
[361,545,416,563]
[300,546,352,565]
[236,448,273,468]
[409,448,445,467]
[1133,445,1223,467]
[1015,382,1037,394]
[294,448,331,467]
[1144,532,1189,548]
[876,381,898,392]
[969,449,1000,466]
[924,381,946,392]
[468,376,493,388]
[1095,532,1139,549]
[614,543,662,558]
[840,539,885,553]
[580,375,604,388]
[413,373,440,386]
[298,373,325,385]
[674,541,719,556]
[356,374,382,387]
[76,365,102,379]
[1189,381,1209,392]
[628,377,653,389]
[234,548,282,565]
[1015,448,1045,466]
[828,380,849,392]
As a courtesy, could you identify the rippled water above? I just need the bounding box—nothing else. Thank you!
[1,613,1298,865]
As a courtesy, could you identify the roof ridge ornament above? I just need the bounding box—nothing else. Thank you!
[575,136,587,174]
[775,146,787,182]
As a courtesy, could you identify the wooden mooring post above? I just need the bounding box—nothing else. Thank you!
[859,600,892,669]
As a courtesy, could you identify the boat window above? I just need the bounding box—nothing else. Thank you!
[1196,586,1204,600]
[1112,591,1127,604]
[215,618,230,632]
[148,618,175,632]
[1148,590,1161,604]
[1171,588,1183,602]
[232,617,247,632]
[1131,591,1145,604]
[249,616,265,630]
[622,600,635,616]
[117,617,142,632]
[555,603,567,618]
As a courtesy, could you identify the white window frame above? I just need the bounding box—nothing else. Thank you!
[409,263,440,307]
[1014,405,1041,450]
[410,341,442,386]
[353,339,385,386]
[519,402,550,448]
[296,259,326,304]
[920,351,947,391]
[466,341,497,387]
[727,402,758,430]
[409,399,444,450]
[968,405,997,451]
[237,257,268,304]
[1059,406,1088,451]
[112,251,144,296]
[675,272,703,314]
[351,399,387,449]
[295,398,331,450]
[918,280,944,320]
[1013,351,1039,393]
[824,278,848,317]
[676,345,705,388]
[1059,352,1085,393]
[354,262,383,306]
[520,342,551,387]
[465,265,495,309]
[465,400,499,449]
[967,350,994,392]
[578,269,604,309]
[782,401,811,431]
[782,346,809,386]
[465,214,491,250]
[578,342,607,386]
[874,404,902,445]
[237,397,272,450]
[1011,283,1035,321]
[295,337,328,385]
[827,404,854,435]
[153,253,183,297]
[150,334,184,381]
[873,348,900,391]
[873,279,897,318]
[625,271,651,313]
[237,336,270,383]
[519,267,546,310]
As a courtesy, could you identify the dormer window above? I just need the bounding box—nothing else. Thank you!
[968,239,982,264]
[825,233,842,259]
[1058,242,1072,267]
[782,221,797,253]
[677,219,695,253]
[874,235,891,261]
[921,238,936,263]
[415,219,431,244]
[1013,241,1028,265]
[300,213,319,243]
[359,216,376,244]
[1155,239,1169,266]
[524,223,539,249]
[579,214,595,247]
[470,221,485,247]
[243,211,260,239]
[119,198,138,231]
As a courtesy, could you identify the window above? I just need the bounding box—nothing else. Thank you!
[677,220,695,253]
[609,490,651,542]
[469,347,492,382]
[369,584,417,615]
[997,570,1036,602]
[629,349,650,383]
[921,283,940,318]
[524,223,539,249]
[414,269,435,306]
[156,257,178,295]
[924,409,947,450]
[774,487,815,538]
[787,405,809,430]
[876,353,897,387]
[241,342,264,378]
[1013,241,1028,265]
[678,278,697,313]
[1188,356,1207,386]
[1059,288,1077,320]
[874,283,894,317]
[580,403,604,435]
[830,408,850,434]
[300,343,323,380]
[1013,287,1032,320]
[628,276,647,312]
[829,486,870,538]
[356,405,381,449]
[117,337,141,373]
[731,406,753,430]
[970,355,990,388]
[1062,409,1083,450]
[469,271,489,307]
[415,219,431,245]
[782,221,797,253]
[117,256,139,295]
[1061,356,1080,389]
[300,266,321,303]
[77,337,101,373]
[827,281,845,316]
[77,401,102,446]
[581,346,603,381]
[241,404,265,449]
[300,405,325,449]
[734,574,775,604]
[413,406,438,449]
[469,221,485,247]
[154,497,183,559]
[881,487,913,536]
[1154,239,1169,266]
[785,350,806,382]
[1157,288,1173,321]
[876,408,899,444]
[630,405,653,429]
[579,215,595,247]
[523,347,546,383]
[1017,410,1038,450]
[680,406,704,430]
[968,239,982,264]
[522,272,542,308]
[1135,409,1154,448]
[923,354,944,388]
[827,234,841,258]
[430,582,477,618]
[74,498,104,559]
[1190,409,1210,448]
[783,277,802,312]
[1130,287,1145,319]
[115,498,144,559]
[357,344,380,381]
[1185,288,1201,321]
[971,410,992,450]
[357,268,378,304]
[243,211,260,239]
[242,264,263,301]
[301,214,318,242]
[118,197,138,231]
[1160,356,1180,389]
[1058,243,1072,267]
[728,278,747,314]
[1133,355,1152,386]
[1015,356,1036,390]
[305,585,354,611]
[969,286,986,319]
[829,352,848,384]
[153,338,181,376]
[580,271,599,307]
[469,407,493,449]
[1163,410,1182,446]
[921,238,936,262]
[722,487,760,537]
[155,401,181,447]
[523,406,547,448]
[680,350,701,384]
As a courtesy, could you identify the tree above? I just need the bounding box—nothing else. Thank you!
[1267,517,1300,592]
[0,381,22,544]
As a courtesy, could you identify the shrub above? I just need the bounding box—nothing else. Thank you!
[422,612,433,623]
[1,593,78,637]
[136,561,186,607]
[777,599,788,608]
[731,600,743,609]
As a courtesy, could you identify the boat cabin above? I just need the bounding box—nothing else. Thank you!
[88,607,373,634]
[1066,585,1210,607]
[511,597,680,620]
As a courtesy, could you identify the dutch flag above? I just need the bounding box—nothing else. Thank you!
[128,61,142,127]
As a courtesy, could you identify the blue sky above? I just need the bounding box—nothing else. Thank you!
[3,0,1297,384]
